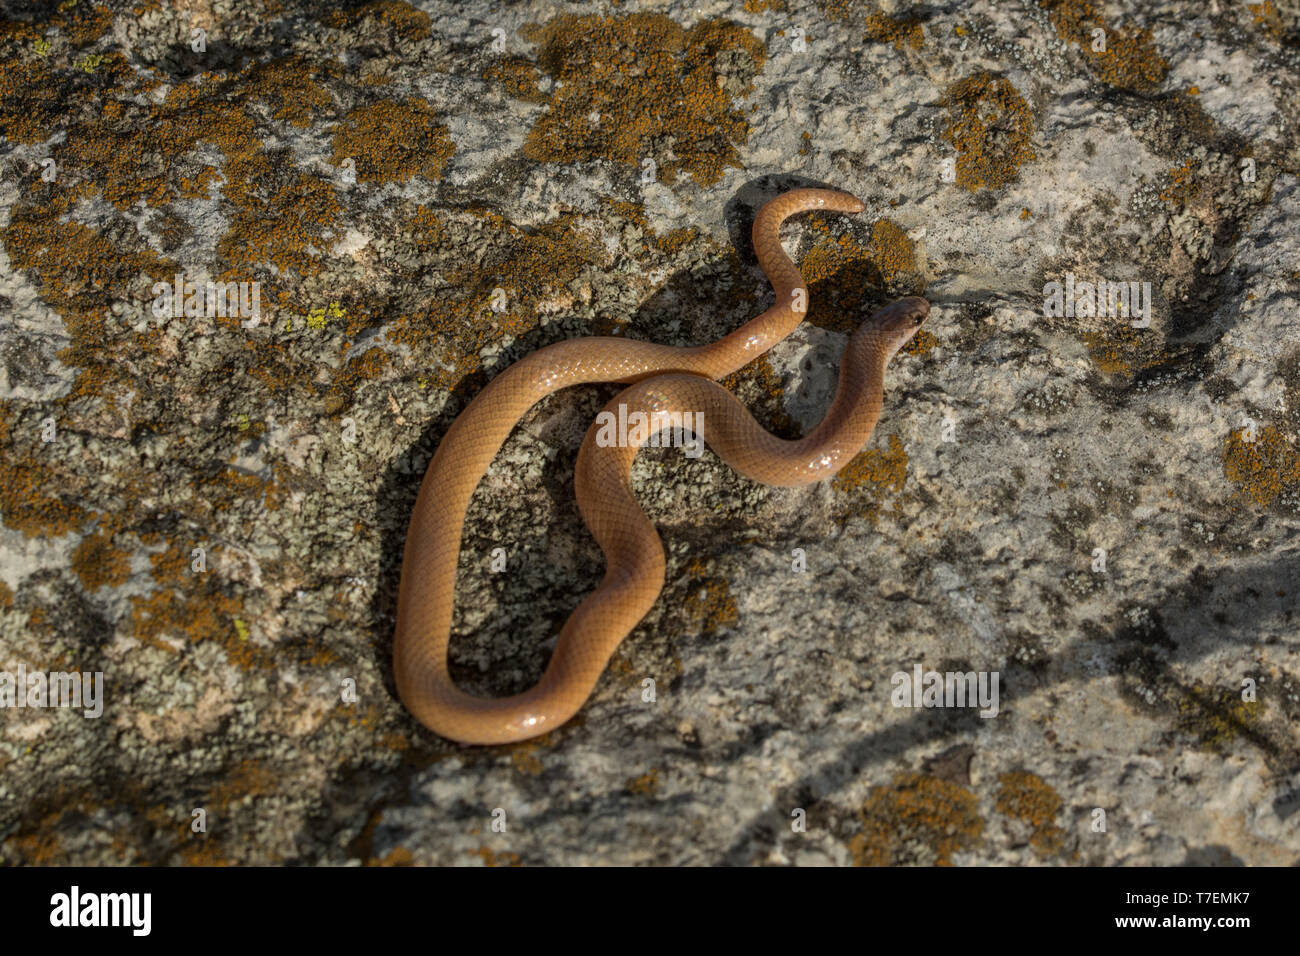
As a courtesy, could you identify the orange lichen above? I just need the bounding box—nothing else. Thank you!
[1223,426,1300,507]
[219,158,343,277]
[520,13,766,186]
[1080,324,1161,377]
[996,771,1068,857]
[722,353,802,439]
[0,60,67,144]
[2,210,178,408]
[1248,1,1285,40]
[2,804,74,865]
[129,585,235,658]
[832,433,908,520]
[816,0,861,20]
[598,197,702,258]
[166,759,285,864]
[508,736,550,776]
[864,10,924,50]
[0,580,13,610]
[55,2,114,49]
[176,840,235,866]
[626,769,660,795]
[851,772,985,866]
[483,57,548,103]
[902,327,938,356]
[323,346,390,414]
[240,55,336,127]
[386,204,608,394]
[0,7,131,138]
[800,218,921,333]
[128,543,270,670]
[369,846,415,866]
[470,846,522,867]
[58,62,323,211]
[330,98,455,184]
[683,558,738,634]
[942,73,1036,191]
[1040,0,1168,92]
[0,445,92,538]
[196,462,288,518]
[70,529,131,592]
[206,758,277,810]
[866,220,918,283]
[1160,160,1199,205]
[0,13,42,45]
[323,0,431,40]
[146,543,192,586]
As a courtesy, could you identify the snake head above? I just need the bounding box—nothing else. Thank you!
[867,296,930,355]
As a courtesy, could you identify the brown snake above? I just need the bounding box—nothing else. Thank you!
[393,187,930,744]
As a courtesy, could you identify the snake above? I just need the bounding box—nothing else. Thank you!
[392,187,930,745]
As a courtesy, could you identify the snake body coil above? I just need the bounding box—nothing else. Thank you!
[393,188,929,744]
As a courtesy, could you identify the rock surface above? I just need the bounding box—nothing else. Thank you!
[0,0,1298,865]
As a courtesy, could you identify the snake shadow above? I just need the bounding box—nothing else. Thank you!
[366,174,881,741]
